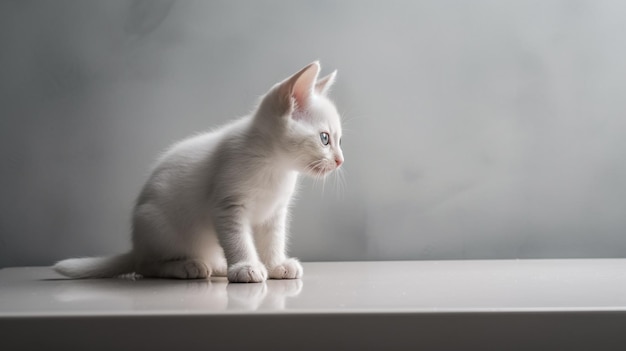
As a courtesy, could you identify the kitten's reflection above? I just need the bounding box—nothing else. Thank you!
[51,277,303,312]
[227,279,302,310]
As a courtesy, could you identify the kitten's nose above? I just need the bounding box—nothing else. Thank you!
[335,157,343,167]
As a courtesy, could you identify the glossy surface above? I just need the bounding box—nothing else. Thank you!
[2,259,626,317]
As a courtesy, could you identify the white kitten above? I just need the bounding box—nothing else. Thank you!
[54,61,343,283]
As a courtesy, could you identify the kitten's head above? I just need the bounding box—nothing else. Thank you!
[257,62,344,178]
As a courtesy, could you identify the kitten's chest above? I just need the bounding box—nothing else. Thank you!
[247,171,298,223]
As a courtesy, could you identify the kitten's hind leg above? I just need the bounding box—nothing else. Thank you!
[137,258,210,279]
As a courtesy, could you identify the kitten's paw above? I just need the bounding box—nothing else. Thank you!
[173,259,210,279]
[228,262,267,283]
[269,258,303,279]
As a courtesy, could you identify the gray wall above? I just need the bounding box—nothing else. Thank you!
[1,0,625,268]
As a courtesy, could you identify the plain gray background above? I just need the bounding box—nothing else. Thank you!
[1,0,625,268]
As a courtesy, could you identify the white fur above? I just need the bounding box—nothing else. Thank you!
[54,61,343,283]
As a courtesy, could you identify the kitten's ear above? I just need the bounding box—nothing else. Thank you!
[263,61,320,118]
[290,61,320,109]
[315,70,337,96]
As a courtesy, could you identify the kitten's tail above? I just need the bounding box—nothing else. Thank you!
[53,252,135,279]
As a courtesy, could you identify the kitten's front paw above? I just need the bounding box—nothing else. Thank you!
[228,262,268,283]
[269,258,303,279]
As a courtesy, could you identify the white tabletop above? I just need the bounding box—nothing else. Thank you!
[2,259,626,350]
[2,259,626,315]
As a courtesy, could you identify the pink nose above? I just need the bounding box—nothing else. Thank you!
[335,157,343,167]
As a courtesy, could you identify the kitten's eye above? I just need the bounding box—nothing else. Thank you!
[320,132,330,146]
[339,138,342,146]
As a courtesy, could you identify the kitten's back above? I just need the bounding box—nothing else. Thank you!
[155,117,251,170]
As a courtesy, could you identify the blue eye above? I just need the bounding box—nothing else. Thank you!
[320,132,330,146]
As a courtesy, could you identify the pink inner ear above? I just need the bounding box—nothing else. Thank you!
[292,63,320,111]
[292,89,310,112]
[315,70,337,96]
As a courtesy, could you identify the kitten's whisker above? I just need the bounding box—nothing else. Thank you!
[306,159,325,190]
[339,167,347,189]
[334,167,345,200]
[304,160,321,172]
[339,108,361,129]
[303,158,340,197]
[333,170,339,199]
[336,168,345,200]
